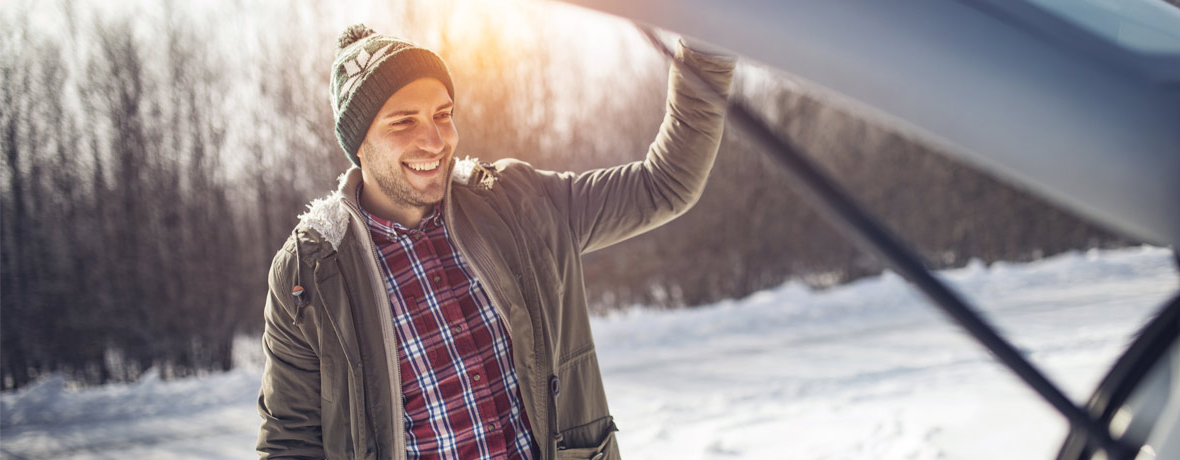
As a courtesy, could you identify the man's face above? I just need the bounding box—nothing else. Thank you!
[358,77,457,211]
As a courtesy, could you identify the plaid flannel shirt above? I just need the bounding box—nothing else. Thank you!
[359,188,537,460]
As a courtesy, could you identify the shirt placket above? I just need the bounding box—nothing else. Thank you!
[418,227,510,457]
[417,225,509,455]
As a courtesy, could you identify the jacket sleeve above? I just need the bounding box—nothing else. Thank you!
[538,40,737,254]
[257,238,326,459]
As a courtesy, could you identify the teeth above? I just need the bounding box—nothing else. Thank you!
[405,160,440,171]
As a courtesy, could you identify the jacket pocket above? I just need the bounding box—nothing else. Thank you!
[556,416,618,460]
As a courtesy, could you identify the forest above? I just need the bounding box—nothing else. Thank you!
[0,0,1126,390]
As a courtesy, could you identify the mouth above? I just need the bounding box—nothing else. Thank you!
[402,158,442,175]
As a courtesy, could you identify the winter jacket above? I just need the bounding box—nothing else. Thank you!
[257,43,736,460]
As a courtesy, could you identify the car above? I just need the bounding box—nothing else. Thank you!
[556,1,1180,458]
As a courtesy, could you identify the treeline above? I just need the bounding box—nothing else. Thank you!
[0,0,1125,390]
[0,0,344,389]
[1,8,253,387]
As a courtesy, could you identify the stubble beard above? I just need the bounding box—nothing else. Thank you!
[362,141,453,210]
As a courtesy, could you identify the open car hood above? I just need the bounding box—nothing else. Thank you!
[557,0,1180,247]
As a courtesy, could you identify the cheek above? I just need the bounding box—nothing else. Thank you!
[362,146,398,173]
[368,137,411,160]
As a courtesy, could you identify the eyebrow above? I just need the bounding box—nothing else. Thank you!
[382,102,454,120]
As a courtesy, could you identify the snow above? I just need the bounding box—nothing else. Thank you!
[2,246,1177,459]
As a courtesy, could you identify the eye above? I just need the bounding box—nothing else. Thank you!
[390,119,413,128]
[435,111,453,121]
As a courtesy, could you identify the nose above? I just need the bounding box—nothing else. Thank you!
[418,120,446,154]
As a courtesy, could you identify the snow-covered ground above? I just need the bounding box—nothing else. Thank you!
[2,246,1177,459]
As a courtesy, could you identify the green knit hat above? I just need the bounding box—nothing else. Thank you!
[330,24,455,167]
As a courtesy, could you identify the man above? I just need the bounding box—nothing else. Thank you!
[257,23,735,460]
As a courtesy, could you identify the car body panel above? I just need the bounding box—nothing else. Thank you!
[558,0,1180,246]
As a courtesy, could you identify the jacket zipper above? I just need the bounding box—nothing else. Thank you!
[341,198,406,460]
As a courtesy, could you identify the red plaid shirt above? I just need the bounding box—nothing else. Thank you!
[359,189,537,460]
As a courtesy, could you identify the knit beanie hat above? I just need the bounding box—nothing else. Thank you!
[330,24,455,167]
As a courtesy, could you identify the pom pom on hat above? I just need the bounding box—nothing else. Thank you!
[337,24,376,51]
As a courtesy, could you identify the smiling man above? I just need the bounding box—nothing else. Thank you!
[257,24,735,460]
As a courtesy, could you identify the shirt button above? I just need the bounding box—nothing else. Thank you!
[452,325,463,335]
[486,422,498,431]
[472,373,482,382]
[432,275,442,284]
[413,233,423,241]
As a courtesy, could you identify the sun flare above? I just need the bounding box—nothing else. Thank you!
[447,0,539,49]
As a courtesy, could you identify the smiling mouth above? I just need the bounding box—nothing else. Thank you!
[403,159,441,172]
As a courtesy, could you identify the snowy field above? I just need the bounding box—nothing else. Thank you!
[2,246,1177,459]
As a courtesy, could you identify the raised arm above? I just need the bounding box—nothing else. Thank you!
[537,39,737,254]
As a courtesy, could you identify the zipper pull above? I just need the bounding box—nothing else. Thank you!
[292,285,308,326]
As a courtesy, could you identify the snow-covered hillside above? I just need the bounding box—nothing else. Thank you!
[2,246,1177,459]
